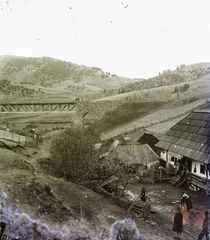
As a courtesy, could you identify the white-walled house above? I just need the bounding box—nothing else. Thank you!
[156,110,210,194]
[159,150,182,169]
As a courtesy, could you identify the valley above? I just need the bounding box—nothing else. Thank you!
[0,56,209,239]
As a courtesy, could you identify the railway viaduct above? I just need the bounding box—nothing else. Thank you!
[0,100,121,121]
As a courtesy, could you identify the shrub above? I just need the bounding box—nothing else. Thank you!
[50,128,100,182]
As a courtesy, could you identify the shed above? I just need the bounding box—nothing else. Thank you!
[115,143,159,166]
[137,132,160,155]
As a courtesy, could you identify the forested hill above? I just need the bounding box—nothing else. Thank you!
[0,55,209,102]
[0,55,143,97]
[115,62,210,95]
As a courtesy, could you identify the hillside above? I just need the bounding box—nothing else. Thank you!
[96,62,210,99]
[0,56,209,103]
[91,101,167,136]
[0,55,143,101]
[92,79,208,103]
[96,98,209,141]
[89,72,210,140]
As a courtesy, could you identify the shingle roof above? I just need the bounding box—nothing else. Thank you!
[156,110,210,163]
[115,144,159,165]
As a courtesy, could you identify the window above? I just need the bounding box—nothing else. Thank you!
[193,164,197,173]
[200,164,205,174]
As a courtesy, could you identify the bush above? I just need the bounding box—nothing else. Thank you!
[50,128,100,182]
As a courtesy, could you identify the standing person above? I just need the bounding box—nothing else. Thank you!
[181,193,193,211]
[197,210,209,240]
[185,194,193,212]
[173,206,183,240]
[140,187,146,203]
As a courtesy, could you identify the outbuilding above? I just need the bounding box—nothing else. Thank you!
[114,143,159,175]
[137,132,160,155]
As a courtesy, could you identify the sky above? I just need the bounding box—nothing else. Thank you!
[0,0,209,79]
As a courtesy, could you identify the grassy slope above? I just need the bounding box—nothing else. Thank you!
[89,73,210,140]
[91,101,167,135]
[0,55,142,99]
[93,73,210,102]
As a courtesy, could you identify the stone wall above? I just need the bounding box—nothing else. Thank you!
[76,100,122,121]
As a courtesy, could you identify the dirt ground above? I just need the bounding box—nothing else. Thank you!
[0,135,209,240]
[128,181,210,240]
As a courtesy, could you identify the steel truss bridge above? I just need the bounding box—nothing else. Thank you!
[0,101,77,113]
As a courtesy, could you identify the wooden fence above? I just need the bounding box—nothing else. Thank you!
[0,130,34,147]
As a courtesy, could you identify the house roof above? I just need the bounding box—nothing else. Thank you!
[156,110,210,163]
[137,132,159,145]
[115,143,159,165]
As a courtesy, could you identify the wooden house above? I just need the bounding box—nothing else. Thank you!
[156,110,210,194]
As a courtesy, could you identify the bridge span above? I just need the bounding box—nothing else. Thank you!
[0,101,77,113]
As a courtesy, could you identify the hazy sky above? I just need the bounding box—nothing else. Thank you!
[1,0,209,78]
